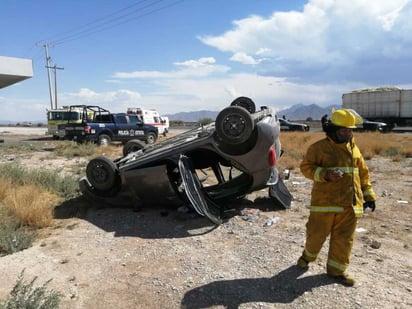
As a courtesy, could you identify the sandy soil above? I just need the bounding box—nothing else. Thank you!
[0,129,411,309]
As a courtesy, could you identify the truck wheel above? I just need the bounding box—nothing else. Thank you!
[230,96,256,113]
[98,134,112,146]
[123,139,145,156]
[146,132,157,144]
[215,106,254,145]
[86,156,120,191]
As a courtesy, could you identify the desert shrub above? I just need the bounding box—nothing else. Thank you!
[2,183,58,228]
[0,179,58,253]
[383,146,402,157]
[0,143,43,155]
[198,117,214,125]
[0,270,61,309]
[0,165,78,230]
[0,164,79,199]
[0,224,34,256]
[53,141,96,158]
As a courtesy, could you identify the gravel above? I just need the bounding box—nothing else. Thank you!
[0,131,411,309]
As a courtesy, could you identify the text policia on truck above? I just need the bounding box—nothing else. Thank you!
[127,108,169,136]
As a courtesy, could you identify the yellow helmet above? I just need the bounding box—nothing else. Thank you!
[330,109,358,128]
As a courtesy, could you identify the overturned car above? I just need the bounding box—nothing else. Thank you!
[80,97,292,225]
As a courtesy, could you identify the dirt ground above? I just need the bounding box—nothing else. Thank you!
[0,128,411,309]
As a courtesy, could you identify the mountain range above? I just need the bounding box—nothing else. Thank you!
[165,103,340,122]
[0,103,340,125]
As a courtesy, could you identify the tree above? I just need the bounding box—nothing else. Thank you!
[198,117,214,125]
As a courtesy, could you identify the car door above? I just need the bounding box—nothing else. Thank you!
[113,114,131,142]
[178,155,223,225]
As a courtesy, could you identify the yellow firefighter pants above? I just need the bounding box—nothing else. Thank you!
[302,207,357,276]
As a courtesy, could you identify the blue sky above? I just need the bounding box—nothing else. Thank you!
[1,0,412,122]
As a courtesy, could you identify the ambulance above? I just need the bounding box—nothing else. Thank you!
[127,108,169,136]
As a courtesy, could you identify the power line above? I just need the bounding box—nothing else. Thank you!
[38,0,184,46]
[41,0,155,45]
[33,0,183,103]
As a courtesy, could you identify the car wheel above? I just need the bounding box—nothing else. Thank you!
[215,106,254,145]
[230,96,256,113]
[86,156,120,191]
[123,139,145,156]
[146,132,157,144]
[98,134,111,146]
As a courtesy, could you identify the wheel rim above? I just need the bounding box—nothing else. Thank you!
[90,162,111,185]
[215,106,254,145]
[222,114,247,138]
[86,157,119,191]
[99,136,110,146]
[147,133,156,144]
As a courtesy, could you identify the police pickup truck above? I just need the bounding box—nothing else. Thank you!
[64,105,159,145]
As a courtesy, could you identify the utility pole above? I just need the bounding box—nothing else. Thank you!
[47,65,64,109]
[43,44,54,109]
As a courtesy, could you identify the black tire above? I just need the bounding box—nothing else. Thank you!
[123,139,145,156]
[215,106,254,145]
[86,156,120,191]
[98,134,111,146]
[146,132,157,144]
[230,96,256,113]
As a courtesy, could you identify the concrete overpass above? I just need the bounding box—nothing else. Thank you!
[0,56,33,89]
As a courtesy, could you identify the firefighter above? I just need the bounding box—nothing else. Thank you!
[297,108,376,286]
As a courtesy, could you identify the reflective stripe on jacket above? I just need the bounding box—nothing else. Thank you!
[300,137,376,217]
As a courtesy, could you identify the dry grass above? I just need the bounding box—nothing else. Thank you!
[0,131,411,230]
[0,178,60,228]
[278,131,412,170]
[0,141,122,231]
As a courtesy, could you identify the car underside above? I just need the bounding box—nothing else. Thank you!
[80,97,293,224]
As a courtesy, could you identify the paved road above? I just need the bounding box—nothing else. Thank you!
[0,127,191,144]
[0,126,48,136]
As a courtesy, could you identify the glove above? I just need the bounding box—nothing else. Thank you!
[363,201,376,212]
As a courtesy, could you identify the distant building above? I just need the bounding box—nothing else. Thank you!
[0,56,33,89]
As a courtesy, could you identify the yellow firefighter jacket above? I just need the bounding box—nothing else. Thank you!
[300,136,376,217]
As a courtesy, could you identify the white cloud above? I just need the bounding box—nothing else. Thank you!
[0,96,50,122]
[58,88,142,112]
[230,52,259,65]
[113,57,230,80]
[59,0,412,116]
[198,0,412,83]
[101,71,363,114]
[174,57,216,67]
[4,0,412,122]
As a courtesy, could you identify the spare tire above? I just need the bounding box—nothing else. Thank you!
[123,139,146,156]
[215,106,254,145]
[86,156,120,191]
[230,96,256,113]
